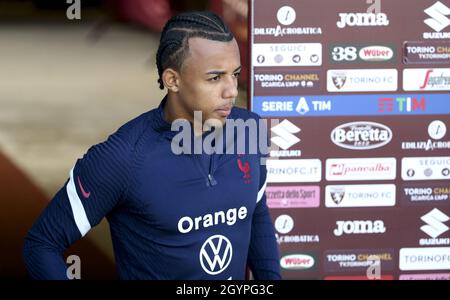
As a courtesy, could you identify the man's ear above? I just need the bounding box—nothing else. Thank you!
[162,68,180,92]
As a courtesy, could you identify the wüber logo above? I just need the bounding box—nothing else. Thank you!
[333,220,386,236]
[337,13,389,28]
[330,45,395,63]
[331,121,392,150]
[280,254,315,270]
[359,46,394,61]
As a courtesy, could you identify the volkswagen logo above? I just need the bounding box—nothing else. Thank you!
[199,235,232,275]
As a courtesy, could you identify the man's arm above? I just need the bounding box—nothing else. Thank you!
[247,159,281,280]
[23,132,132,279]
[23,185,85,279]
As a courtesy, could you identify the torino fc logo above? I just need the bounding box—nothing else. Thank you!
[200,235,233,275]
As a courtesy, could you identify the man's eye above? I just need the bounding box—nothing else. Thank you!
[233,72,241,78]
[209,75,220,81]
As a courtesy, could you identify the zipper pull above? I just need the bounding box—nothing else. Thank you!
[207,174,217,187]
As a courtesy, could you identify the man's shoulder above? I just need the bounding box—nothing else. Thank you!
[112,108,156,147]
[230,106,262,121]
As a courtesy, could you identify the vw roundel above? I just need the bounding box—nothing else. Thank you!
[330,121,392,150]
[280,254,315,270]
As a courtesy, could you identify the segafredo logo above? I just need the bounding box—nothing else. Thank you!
[280,254,315,270]
[331,121,392,150]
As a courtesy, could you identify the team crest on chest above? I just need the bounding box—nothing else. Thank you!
[237,155,251,184]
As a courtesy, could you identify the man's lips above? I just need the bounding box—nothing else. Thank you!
[215,106,232,116]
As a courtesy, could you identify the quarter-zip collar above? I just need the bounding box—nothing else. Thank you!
[151,96,223,187]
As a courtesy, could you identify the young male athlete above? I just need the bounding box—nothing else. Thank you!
[23,11,281,280]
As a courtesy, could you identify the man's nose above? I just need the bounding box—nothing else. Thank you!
[222,76,238,100]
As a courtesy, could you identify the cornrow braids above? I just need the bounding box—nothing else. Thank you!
[156,11,234,90]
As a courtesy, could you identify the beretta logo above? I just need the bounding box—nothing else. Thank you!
[331,121,392,150]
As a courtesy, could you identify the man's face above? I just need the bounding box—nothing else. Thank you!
[177,37,241,126]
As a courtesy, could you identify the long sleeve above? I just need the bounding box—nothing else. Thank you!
[23,186,81,279]
[247,159,281,280]
[23,131,132,279]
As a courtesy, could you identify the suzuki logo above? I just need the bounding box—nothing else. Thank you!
[271,120,301,150]
[200,235,232,275]
[420,208,450,238]
[424,1,450,32]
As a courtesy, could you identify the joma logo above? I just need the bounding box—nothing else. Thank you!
[333,220,386,236]
[337,13,389,28]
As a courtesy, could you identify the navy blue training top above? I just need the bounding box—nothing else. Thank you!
[23,98,281,280]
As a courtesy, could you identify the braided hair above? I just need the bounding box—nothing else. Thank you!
[156,11,234,90]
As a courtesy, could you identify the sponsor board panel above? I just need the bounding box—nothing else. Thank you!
[252,94,450,117]
[325,184,396,208]
[266,185,320,208]
[251,0,450,280]
[400,183,450,206]
[254,68,321,95]
[382,206,450,247]
[324,275,394,280]
[330,121,392,150]
[323,249,395,273]
[401,119,450,152]
[402,156,450,181]
[403,41,450,64]
[326,157,396,181]
[399,247,450,270]
[266,159,321,182]
[280,252,318,271]
[399,273,450,280]
[327,69,398,92]
[253,43,322,67]
[272,212,321,246]
[403,68,450,91]
[329,44,396,64]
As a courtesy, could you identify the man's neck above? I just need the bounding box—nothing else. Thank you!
[163,93,184,123]
[163,93,203,136]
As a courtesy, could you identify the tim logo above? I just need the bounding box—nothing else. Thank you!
[237,155,251,183]
[200,235,232,275]
[421,208,450,238]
